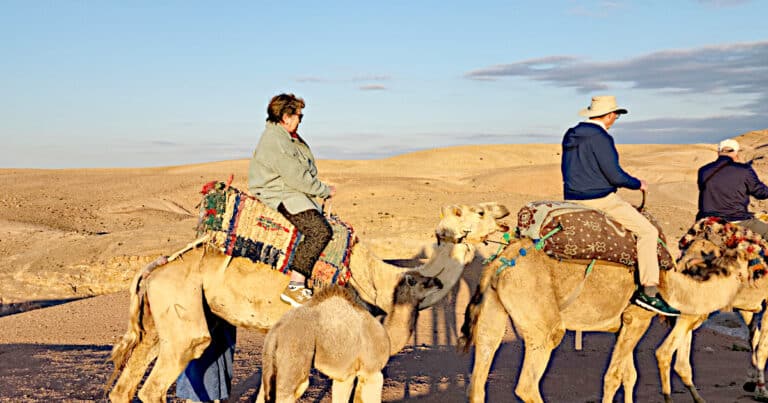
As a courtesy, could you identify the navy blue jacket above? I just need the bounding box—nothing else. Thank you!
[696,155,768,221]
[561,122,641,200]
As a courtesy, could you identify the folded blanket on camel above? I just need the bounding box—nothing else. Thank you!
[516,201,675,270]
[196,181,356,289]
[679,216,767,280]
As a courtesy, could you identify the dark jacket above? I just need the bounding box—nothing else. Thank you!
[696,155,768,221]
[561,122,641,200]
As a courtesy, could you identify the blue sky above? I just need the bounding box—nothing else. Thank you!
[2,0,767,168]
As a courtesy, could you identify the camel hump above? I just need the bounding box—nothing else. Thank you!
[516,201,675,270]
[678,217,768,282]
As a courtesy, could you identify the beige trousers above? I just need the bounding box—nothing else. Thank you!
[571,192,660,286]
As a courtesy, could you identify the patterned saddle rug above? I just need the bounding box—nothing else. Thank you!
[679,216,767,280]
[516,201,674,270]
[196,181,356,288]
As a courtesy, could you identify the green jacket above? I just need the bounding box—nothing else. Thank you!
[248,122,331,214]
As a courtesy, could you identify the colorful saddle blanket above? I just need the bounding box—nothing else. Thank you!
[679,216,767,280]
[516,201,674,270]
[196,181,356,288]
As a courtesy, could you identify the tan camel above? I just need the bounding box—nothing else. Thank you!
[106,202,510,403]
[257,271,445,403]
[444,204,755,403]
[630,237,768,403]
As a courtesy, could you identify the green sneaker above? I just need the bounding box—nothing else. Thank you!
[632,291,680,316]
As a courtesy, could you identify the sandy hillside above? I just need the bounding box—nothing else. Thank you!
[1,129,767,402]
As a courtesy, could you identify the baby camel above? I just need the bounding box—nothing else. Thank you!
[257,271,444,403]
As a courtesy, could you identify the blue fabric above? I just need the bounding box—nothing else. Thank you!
[176,313,237,402]
[561,122,641,200]
[697,156,768,221]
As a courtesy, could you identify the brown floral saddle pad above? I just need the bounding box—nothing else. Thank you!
[679,216,767,280]
[196,181,356,288]
[517,201,674,270]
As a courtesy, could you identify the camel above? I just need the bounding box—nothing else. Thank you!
[106,202,510,403]
[443,203,757,403]
[620,236,768,403]
[257,271,444,403]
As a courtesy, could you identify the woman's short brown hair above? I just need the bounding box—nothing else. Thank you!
[266,93,305,123]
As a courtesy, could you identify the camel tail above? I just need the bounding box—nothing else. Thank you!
[104,256,165,392]
[458,282,486,353]
[458,239,526,353]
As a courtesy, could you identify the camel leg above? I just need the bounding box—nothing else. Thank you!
[656,314,702,403]
[496,283,564,403]
[467,288,508,403]
[332,377,357,403]
[354,371,384,403]
[515,334,559,403]
[108,330,160,403]
[137,333,211,403]
[672,323,706,403]
[602,305,654,403]
[749,309,768,400]
[256,382,266,403]
[137,279,212,403]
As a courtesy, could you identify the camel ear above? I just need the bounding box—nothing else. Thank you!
[452,206,463,217]
[479,202,510,219]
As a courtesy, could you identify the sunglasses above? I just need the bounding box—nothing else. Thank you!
[297,113,304,122]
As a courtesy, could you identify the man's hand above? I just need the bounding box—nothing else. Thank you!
[639,179,648,191]
[327,185,336,199]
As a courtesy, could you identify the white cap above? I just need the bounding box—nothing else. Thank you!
[718,139,740,153]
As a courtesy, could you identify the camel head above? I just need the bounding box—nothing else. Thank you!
[436,202,510,244]
[394,271,444,306]
[677,238,751,282]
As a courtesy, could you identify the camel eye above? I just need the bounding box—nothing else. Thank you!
[477,210,485,217]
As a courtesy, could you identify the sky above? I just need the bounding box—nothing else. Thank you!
[1,0,767,168]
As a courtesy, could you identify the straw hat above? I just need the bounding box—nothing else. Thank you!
[579,96,628,118]
[718,139,740,153]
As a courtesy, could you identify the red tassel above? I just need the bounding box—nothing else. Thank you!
[201,181,217,195]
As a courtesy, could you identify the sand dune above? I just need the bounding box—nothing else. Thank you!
[1,130,767,401]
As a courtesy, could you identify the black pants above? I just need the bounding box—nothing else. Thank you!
[277,203,333,281]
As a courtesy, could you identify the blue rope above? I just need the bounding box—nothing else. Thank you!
[495,248,528,275]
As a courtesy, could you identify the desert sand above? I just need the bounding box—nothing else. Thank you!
[1,129,767,402]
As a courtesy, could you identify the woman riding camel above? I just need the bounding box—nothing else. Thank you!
[561,95,679,316]
[249,93,336,307]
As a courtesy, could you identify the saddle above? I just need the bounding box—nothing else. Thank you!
[516,201,674,270]
[679,216,767,280]
[196,181,356,288]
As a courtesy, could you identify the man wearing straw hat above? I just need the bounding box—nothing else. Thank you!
[561,95,680,316]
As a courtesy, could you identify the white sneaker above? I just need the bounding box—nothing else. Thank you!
[280,285,313,307]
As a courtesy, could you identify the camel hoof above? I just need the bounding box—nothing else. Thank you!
[663,393,673,403]
[756,387,768,402]
[745,381,757,392]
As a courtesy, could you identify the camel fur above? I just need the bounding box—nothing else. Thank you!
[257,272,443,403]
[106,202,509,403]
[449,203,756,403]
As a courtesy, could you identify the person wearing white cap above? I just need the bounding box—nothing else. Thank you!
[561,95,680,316]
[696,138,768,236]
